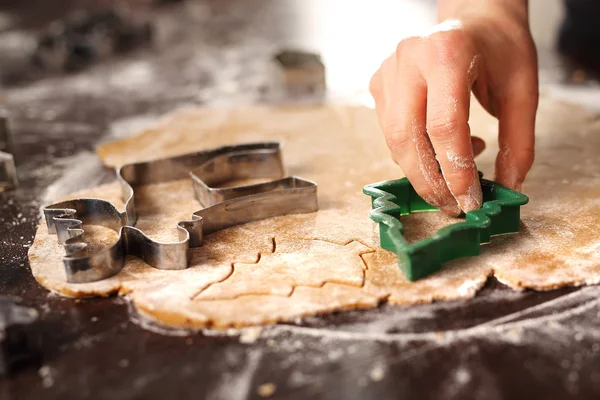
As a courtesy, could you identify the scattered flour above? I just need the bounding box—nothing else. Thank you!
[455,367,471,385]
[239,326,263,344]
[207,350,263,400]
[457,279,482,297]
[38,365,55,388]
[369,363,386,382]
[41,151,109,205]
[446,150,474,170]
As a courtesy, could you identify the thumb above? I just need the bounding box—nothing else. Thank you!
[471,136,486,158]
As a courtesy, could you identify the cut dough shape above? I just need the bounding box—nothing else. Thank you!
[195,239,373,300]
[28,100,600,329]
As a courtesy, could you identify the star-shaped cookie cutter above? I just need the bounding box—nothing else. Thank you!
[43,142,318,283]
[363,173,528,281]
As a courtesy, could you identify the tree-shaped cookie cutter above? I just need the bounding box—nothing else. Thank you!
[363,174,528,281]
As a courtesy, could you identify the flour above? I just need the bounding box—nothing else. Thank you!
[216,286,600,395]
[411,117,461,215]
[446,150,474,170]
[495,146,519,188]
[39,112,166,207]
[255,286,600,346]
[239,326,263,344]
[454,367,471,384]
[456,279,482,297]
[287,370,319,388]
[206,349,264,400]
[38,365,55,388]
[105,114,161,141]
[41,151,109,206]
[467,55,480,88]
[368,363,386,381]
[127,300,198,337]
[108,61,156,91]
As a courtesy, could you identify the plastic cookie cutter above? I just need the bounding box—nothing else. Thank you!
[363,173,528,281]
[0,108,18,192]
[43,142,318,283]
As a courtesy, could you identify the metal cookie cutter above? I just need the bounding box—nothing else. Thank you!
[44,142,318,283]
[273,50,326,96]
[0,108,18,191]
[363,173,528,281]
[0,297,39,377]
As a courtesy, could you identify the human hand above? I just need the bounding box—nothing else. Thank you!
[369,0,538,216]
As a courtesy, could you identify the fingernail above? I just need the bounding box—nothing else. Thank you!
[456,180,483,213]
[496,175,518,190]
[439,199,461,217]
[456,194,479,213]
[514,181,523,192]
[495,147,520,189]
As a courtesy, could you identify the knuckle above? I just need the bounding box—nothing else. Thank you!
[395,36,422,64]
[516,146,535,168]
[395,36,417,54]
[395,40,406,54]
[427,115,464,140]
[383,121,411,153]
[442,170,473,194]
[430,27,468,46]
[369,71,380,95]
[428,29,472,64]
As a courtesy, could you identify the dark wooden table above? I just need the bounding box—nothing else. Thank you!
[2,1,600,399]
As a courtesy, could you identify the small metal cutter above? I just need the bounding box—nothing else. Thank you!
[0,108,18,192]
[0,297,39,377]
[273,50,326,96]
[363,173,528,281]
[43,142,318,283]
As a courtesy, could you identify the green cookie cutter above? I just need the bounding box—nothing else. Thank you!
[363,174,528,281]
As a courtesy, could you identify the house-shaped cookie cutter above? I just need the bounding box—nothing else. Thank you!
[363,174,528,281]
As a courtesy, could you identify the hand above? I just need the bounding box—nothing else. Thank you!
[369,0,538,216]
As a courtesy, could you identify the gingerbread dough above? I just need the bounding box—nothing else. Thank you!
[28,100,600,329]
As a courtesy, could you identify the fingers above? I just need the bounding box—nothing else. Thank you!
[372,47,461,216]
[369,30,492,216]
[370,12,538,214]
[424,31,482,212]
[494,70,538,191]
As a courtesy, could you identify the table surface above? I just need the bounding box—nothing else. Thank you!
[2,1,600,399]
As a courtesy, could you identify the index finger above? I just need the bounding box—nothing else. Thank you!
[424,38,482,212]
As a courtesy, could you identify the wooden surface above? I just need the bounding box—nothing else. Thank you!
[3,1,600,399]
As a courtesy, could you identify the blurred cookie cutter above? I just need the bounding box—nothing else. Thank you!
[43,142,318,283]
[363,173,528,281]
[0,296,39,377]
[0,108,18,191]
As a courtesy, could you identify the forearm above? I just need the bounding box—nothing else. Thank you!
[437,0,529,25]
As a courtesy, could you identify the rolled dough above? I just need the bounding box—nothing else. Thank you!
[28,100,600,329]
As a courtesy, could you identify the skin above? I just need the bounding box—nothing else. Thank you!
[369,0,538,216]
